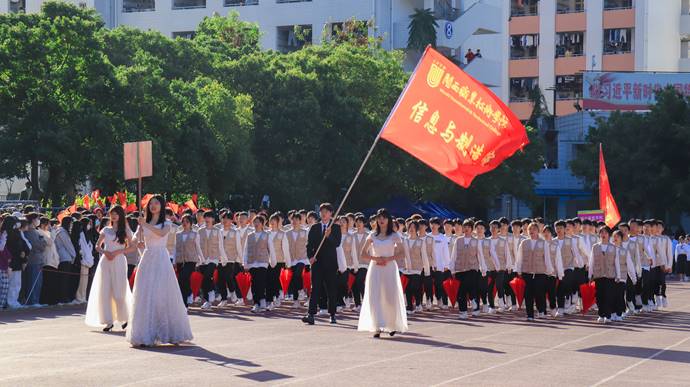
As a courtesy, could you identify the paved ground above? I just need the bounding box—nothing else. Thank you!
[1,281,690,387]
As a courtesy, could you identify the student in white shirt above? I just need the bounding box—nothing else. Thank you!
[589,226,620,323]
[197,211,226,310]
[428,217,451,309]
[675,235,689,282]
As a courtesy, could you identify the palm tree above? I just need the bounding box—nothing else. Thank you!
[407,8,438,52]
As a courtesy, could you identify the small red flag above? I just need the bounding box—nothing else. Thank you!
[167,201,180,215]
[91,189,100,200]
[108,194,118,205]
[141,193,154,210]
[599,144,621,228]
[82,195,90,210]
[191,193,198,207]
[118,191,127,207]
[125,203,137,214]
[184,199,198,214]
[68,203,77,214]
[380,46,529,188]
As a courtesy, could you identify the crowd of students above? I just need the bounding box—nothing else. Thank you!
[0,203,686,326]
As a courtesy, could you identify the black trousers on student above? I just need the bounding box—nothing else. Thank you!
[652,266,666,297]
[353,268,367,307]
[641,268,655,306]
[456,270,479,313]
[557,268,576,308]
[249,267,268,305]
[432,269,450,305]
[198,262,217,302]
[613,280,627,316]
[336,270,348,306]
[57,261,74,304]
[39,266,60,305]
[678,254,688,276]
[504,271,517,305]
[523,273,546,319]
[494,270,507,300]
[594,277,614,319]
[308,263,338,316]
[217,262,239,301]
[405,273,423,310]
[545,275,557,310]
[422,271,434,304]
[177,262,196,307]
[266,262,286,303]
[625,276,637,307]
[481,271,496,308]
[288,263,304,300]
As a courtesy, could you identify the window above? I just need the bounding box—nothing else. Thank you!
[557,0,584,13]
[8,0,26,13]
[511,0,539,17]
[555,31,584,57]
[276,0,312,3]
[604,28,632,54]
[604,0,633,10]
[555,74,583,100]
[172,0,205,9]
[172,31,196,39]
[277,25,312,53]
[510,34,539,59]
[122,0,155,12]
[510,77,539,102]
[225,0,258,5]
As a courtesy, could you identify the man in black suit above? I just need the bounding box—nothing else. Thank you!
[302,203,341,325]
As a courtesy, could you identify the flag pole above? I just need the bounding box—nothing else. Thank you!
[309,46,430,261]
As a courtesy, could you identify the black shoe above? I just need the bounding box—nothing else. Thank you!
[373,332,381,338]
[121,322,128,330]
[330,315,337,324]
[103,324,114,332]
[301,314,315,325]
[389,331,397,337]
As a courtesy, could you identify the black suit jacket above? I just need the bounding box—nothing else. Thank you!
[307,221,342,270]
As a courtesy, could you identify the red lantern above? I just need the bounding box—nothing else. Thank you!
[279,268,293,295]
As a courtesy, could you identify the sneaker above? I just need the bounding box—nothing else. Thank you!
[187,295,195,305]
[215,293,222,302]
[510,305,518,312]
[291,301,301,309]
[259,299,267,312]
[317,309,329,316]
[274,298,281,307]
[440,304,449,310]
[353,305,361,312]
[458,311,468,319]
[481,304,488,313]
[406,310,415,315]
[471,300,478,310]
[336,306,343,313]
[471,309,480,317]
[526,317,534,322]
[487,307,496,314]
[251,304,260,313]
[230,293,238,303]
[266,302,275,311]
[661,296,668,308]
[201,301,212,310]
[217,300,228,308]
[553,308,562,318]
[194,296,202,304]
[597,317,604,323]
[415,305,423,312]
[235,299,245,306]
[208,291,216,302]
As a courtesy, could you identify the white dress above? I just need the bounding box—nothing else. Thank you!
[357,233,408,333]
[85,227,132,326]
[126,224,193,346]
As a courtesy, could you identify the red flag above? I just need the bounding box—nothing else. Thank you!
[191,193,198,207]
[302,268,311,296]
[380,46,529,188]
[191,271,204,297]
[235,272,252,302]
[184,199,198,214]
[129,267,137,289]
[108,194,118,205]
[91,189,100,200]
[167,201,180,215]
[442,277,461,307]
[141,193,154,210]
[57,209,70,223]
[599,144,621,228]
[399,274,409,291]
[125,203,137,214]
[509,276,526,308]
[118,191,127,207]
[68,203,77,214]
[580,281,597,314]
[82,195,91,210]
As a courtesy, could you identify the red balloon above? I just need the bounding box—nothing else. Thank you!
[235,272,252,302]
[128,267,137,290]
[442,278,461,307]
[347,272,356,292]
[509,276,526,308]
[302,268,311,296]
[399,274,409,291]
[580,281,597,314]
[279,268,293,295]
[190,271,204,297]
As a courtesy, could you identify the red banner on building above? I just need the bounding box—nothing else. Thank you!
[380,46,529,188]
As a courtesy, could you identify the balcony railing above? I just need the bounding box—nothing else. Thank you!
[225,0,258,6]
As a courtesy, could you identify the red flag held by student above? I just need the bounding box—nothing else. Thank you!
[141,193,154,210]
[599,144,621,228]
[380,46,529,188]
[184,199,198,214]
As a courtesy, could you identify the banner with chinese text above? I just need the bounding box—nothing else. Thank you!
[583,71,690,111]
[380,46,529,188]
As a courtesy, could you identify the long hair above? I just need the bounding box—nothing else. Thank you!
[145,194,166,226]
[374,208,394,237]
[70,217,83,246]
[0,216,18,237]
[60,216,73,232]
[109,205,127,245]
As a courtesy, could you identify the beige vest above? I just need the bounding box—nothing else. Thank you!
[272,231,287,263]
[407,239,425,272]
[591,244,616,279]
[521,240,547,274]
[175,231,198,264]
[246,231,270,265]
[342,233,355,267]
[481,239,496,271]
[353,232,369,263]
[199,227,221,258]
[423,235,434,263]
[166,227,176,253]
[287,229,308,260]
[494,238,508,270]
[454,238,479,272]
[559,237,576,268]
[223,229,240,262]
[617,245,630,280]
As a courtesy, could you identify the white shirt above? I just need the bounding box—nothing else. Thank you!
[430,233,451,270]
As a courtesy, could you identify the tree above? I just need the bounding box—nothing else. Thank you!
[407,8,438,52]
[570,87,690,222]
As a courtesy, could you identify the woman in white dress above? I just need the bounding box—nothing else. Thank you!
[127,195,193,347]
[85,205,134,331]
[357,209,408,338]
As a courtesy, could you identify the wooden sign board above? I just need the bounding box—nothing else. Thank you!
[123,141,153,180]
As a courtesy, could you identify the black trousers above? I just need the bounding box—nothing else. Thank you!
[504,271,517,305]
[308,264,338,316]
[594,277,614,318]
[678,254,688,275]
[625,277,637,306]
[405,273,423,310]
[613,280,627,316]
[557,268,576,308]
[432,269,449,305]
[217,262,240,301]
[523,273,546,318]
[266,263,286,303]
[641,268,655,305]
[288,263,305,300]
[57,261,74,304]
[39,266,59,305]
[545,275,557,310]
[177,262,196,307]
[198,262,217,302]
[480,271,494,307]
[249,267,268,305]
[457,270,479,312]
[336,270,348,307]
[652,266,666,297]
[353,268,367,306]
[421,271,434,305]
[494,270,506,299]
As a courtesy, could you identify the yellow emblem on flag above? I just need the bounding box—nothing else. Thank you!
[427,62,445,88]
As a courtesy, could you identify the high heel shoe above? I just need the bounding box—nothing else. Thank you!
[103,324,114,332]
[121,322,128,330]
